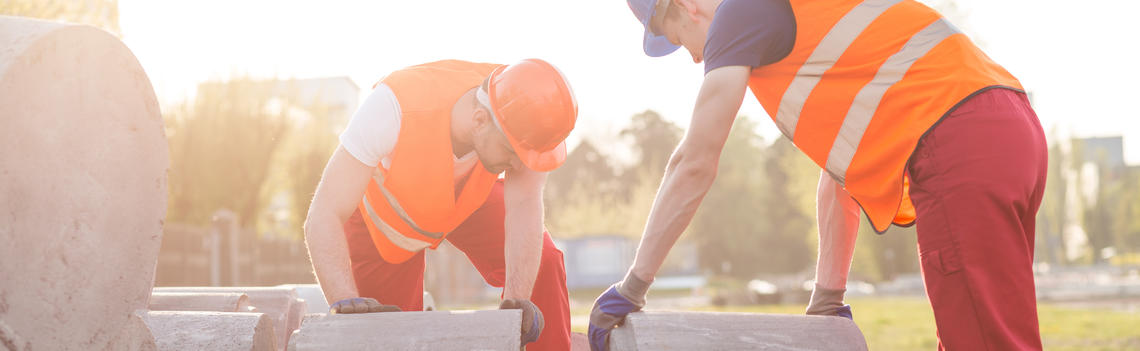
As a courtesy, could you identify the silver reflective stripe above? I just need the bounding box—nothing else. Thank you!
[361,196,432,252]
[369,170,446,239]
[824,18,960,183]
[775,0,903,138]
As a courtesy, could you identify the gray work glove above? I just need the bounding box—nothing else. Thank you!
[329,297,402,314]
[499,299,545,346]
[805,284,853,319]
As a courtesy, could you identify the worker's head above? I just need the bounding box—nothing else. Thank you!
[627,0,718,63]
[472,59,578,174]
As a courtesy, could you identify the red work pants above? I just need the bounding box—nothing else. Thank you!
[907,88,1046,350]
[343,180,572,351]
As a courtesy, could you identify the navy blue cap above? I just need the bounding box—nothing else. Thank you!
[627,0,681,57]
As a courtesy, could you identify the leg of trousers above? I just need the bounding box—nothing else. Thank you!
[344,180,571,351]
[907,88,1047,351]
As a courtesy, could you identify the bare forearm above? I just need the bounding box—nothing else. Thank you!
[630,155,717,281]
[503,171,547,301]
[304,212,360,304]
[813,171,860,289]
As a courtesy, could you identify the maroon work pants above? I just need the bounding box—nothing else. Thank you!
[907,87,1047,350]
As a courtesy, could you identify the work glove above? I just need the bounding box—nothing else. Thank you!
[588,272,651,351]
[329,297,401,314]
[805,284,854,320]
[499,299,544,346]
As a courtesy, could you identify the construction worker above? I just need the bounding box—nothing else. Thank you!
[304,59,577,350]
[589,0,1046,350]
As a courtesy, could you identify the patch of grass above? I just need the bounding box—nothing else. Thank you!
[569,296,1140,350]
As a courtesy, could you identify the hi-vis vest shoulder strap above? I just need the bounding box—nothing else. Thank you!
[748,0,1022,233]
[358,60,504,263]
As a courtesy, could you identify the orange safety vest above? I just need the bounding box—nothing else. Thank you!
[358,60,505,263]
[748,0,1022,233]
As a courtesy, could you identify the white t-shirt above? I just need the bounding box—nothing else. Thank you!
[339,83,479,183]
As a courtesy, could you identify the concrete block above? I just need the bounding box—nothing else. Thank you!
[609,311,868,351]
[0,15,168,350]
[287,310,521,351]
[154,287,302,350]
[149,292,252,312]
[105,310,158,351]
[142,311,276,351]
[277,284,329,314]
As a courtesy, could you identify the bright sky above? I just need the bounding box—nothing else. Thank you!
[119,0,1140,164]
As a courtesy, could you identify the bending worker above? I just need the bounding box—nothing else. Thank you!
[590,0,1046,350]
[304,59,578,350]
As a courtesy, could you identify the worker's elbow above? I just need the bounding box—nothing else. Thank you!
[668,146,719,187]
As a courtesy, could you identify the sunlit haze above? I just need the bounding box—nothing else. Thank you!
[119,0,1140,163]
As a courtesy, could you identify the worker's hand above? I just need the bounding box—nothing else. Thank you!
[329,297,401,314]
[805,284,853,320]
[588,272,650,351]
[499,299,544,346]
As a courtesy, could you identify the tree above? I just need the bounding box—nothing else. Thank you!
[165,77,292,228]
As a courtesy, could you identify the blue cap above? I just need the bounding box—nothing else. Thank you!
[628,0,681,57]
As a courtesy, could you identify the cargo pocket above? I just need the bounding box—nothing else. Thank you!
[920,240,963,276]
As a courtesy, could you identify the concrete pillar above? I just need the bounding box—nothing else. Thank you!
[154,287,304,350]
[287,310,521,351]
[0,15,167,350]
[149,292,253,312]
[609,311,868,351]
[142,311,276,351]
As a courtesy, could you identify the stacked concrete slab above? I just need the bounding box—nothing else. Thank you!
[149,292,254,312]
[143,311,276,351]
[287,310,521,351]
[609,311,868,351]
[0,15,168,350]
[154,287,307,350]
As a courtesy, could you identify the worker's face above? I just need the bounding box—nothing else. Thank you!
[472,106,523,174]
[659,1,712,63]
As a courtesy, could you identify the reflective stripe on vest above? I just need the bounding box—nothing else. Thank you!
[361,196,431,252]
[365,169,447,241]
[774,0,960,183]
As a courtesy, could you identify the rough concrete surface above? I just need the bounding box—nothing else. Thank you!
[610,311,868,351]
[143,311,276,351]
[104,310,159,351]
[276,284,328,314]
[0,15,168,350]
[287,310,521,351]
[154,287,304,350]
[149,292,252,312]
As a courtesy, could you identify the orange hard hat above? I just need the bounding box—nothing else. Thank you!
[477,59,578,172]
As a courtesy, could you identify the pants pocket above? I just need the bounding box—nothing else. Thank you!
[920,241,963,276]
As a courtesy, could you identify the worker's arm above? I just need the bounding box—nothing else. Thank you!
[806,170,861,317]
[501,166,547,301]
[303,146,373,306]
[589,66,751,351]
[501,166,548,345]
[629,65,751,281]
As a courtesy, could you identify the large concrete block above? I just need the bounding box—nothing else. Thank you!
[149,292,252,312]
[105,310,159,351]
[154,287,304,350]
[0,15,168,350]
[609,311,868,351]
[287,310,521,351]
[277,284,329,314]
[142,311,276,351]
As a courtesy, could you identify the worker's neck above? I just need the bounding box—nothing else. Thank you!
[449,87,479,158]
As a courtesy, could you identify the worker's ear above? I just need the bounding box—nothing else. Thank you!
[674,0,702,23]
[473,105,492,129]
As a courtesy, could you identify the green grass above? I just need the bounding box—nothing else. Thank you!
[570,296,1140,350]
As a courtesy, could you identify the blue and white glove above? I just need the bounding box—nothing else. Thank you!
[588,272,651,351]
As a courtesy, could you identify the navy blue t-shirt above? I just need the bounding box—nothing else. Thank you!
[703,0,797,74]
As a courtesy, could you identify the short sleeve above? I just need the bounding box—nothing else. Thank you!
[338,83,402,167]
[703,0,796,74]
